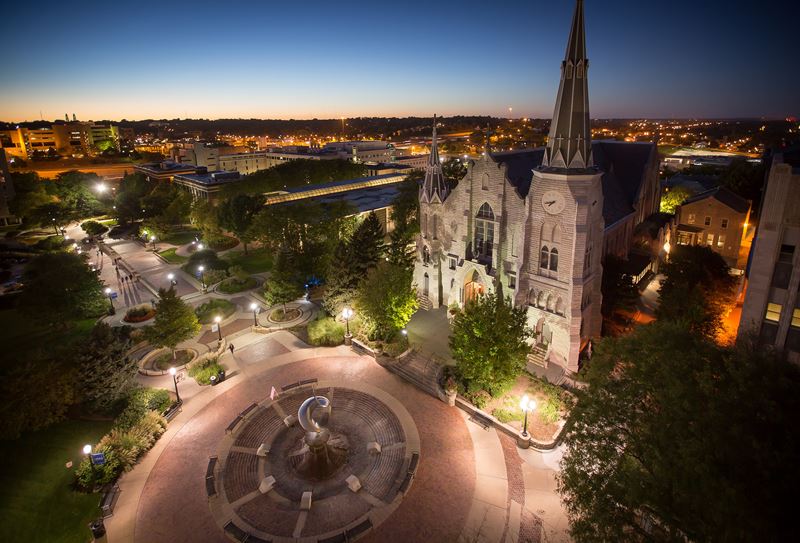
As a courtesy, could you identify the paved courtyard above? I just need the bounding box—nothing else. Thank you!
[105,331,570,543]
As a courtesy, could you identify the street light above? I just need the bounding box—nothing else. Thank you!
[250,302,259,326]
[519,394,536,438]
[342,307,354,345]
[197,265,206,290]
[214,315,223,341]
[167,272,177,287]
[95,182,108,194]
[197,243,204,251]
[83,444,96,481]
[104,287,114,314]
[150,235,157,251]
[169,367,181,403]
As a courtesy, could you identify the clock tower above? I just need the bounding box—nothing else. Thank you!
[521,0,603,372]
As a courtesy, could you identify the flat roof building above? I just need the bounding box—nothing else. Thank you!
[172,170,243,202]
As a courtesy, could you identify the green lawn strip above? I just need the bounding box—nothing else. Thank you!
[194,299,236,324]
[157,248,188,265]
[224,248,273,274]
[0,419,113,543]
[162,231,200,245]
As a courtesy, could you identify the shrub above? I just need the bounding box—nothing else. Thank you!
[184,248,227,273]
[124,304,154,323]
[188,357,224,385]
[81,220,108,237]
[217,276,257,294]
[307,316,344,346]
[467,390,491,409]
[115,387,170,430]
[492,408,523,424]
[34,235,65,251]
[194,298,236,324]
[228,265,249,282]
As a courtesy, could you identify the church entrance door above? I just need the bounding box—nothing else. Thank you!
[423,273,429,297]
[463,270,484,304]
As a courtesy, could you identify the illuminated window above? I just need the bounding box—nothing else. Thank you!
[706,233,714,245]
[792,308,800,328]
[687,213,696,224]
[765,303,782,323]
[721,218,729,228]
[540,245,549,270]
[704,216,712,226]
[550,248,559,272]
[717,234,726,248]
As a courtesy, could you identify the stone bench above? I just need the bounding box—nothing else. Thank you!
[240,402,259,419]
[407,452,419,476]
[225,415,244,434]
[206,456,218,497]
[346,518,373,539]
[100,484,120,517]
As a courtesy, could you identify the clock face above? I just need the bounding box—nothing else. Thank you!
[541,190,566,215]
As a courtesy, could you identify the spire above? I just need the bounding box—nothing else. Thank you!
[420,115,449,203]
[542,0,593,171]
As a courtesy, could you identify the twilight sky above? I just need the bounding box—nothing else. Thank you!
[2,0,797,121]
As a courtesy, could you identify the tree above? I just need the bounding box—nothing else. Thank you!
[145,287,200,358]
[600,255,639,319]
[217,194,262,254]
[387,175,421,269]
[8,171,51,220]
[76,323,137,411]
[442,157,467,187]
[19,252,107,326]
[355,261,418,341]
[322,239,360,314]
[657,245,735,338]
[659,185,693,214]
[449,288,532,395]
[114,172,151,225]
[350,212,384,276]
[190,199,224,244]
[558,322,800,542]
[81,220,108,237]
[263,250,304,313]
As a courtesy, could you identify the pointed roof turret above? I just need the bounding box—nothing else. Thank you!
[542,0,593,171]
[420,115,449,203]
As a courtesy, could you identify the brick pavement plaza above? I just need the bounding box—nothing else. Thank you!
[119,332,566,543]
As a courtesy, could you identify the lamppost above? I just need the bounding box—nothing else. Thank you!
[167,273,177,287]
[197,243,204,251]
[342,306,353,345]
[169,367,181,403]
[250,302,259,326]
[663,240,671,263]
[519,394,536,438]
[197,265,206,291]
[104,287,114,314]
[214,315,223,342]
[150,235,157,251]
[83,444,96,481]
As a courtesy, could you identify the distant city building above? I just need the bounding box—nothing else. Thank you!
[673,186,751,268]
[0,122,120,159]
[738,148,800,360]
[169,142,220,171]
[413,0,661,373]
[172,169,242,202]
[134,161,200,182]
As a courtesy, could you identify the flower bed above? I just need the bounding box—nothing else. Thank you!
[188,357,225,385]
[269,307,302,322]
[123,304,155,323]
[217,276,257,294]
[151,349,193,371]
[195,298,236,324]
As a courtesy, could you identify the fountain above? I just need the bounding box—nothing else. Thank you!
[290,394,349,480]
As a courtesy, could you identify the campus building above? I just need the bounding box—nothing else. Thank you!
[412,0,660,373]
[738,148,800,361]
[0,122,120,159]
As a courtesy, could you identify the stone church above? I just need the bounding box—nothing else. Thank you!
[413,0,660,373]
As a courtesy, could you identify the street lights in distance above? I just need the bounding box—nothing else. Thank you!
[250,302,259,327]
[519,394,536,439]
[169,367,181,403]
[214,315,223,342]
[104,287,114,314]
[342,306,354,346]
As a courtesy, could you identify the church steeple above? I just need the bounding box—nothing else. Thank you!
[542,0,593,171]
[420,114,449,203]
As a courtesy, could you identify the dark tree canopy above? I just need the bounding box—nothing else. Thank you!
[217,194,263,254]
[264,250,305,313]
[559,322,800,542]
[19,252,107,325]
[145,287,200,356]
[76,323,137,411]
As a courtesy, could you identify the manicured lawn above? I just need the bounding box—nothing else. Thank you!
[152,349,193,370]
[217,276,257,294]
[0,419,113,543]
[158,248,188,265]
[225,247,273,274]
[0,310,96,368]
[162,230,199,245]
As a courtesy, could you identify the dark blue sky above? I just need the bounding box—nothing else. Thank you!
[2,0,797,121]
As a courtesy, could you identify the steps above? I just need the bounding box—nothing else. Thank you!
[526,344,548,368]
[386,352,441,398]
[417,295,432,311]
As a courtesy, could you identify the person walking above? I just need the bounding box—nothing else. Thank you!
[228,343,235,355]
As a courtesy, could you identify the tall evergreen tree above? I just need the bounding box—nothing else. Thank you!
[350,212,384,276]
[264,250,305,314]
[145,287,201,357]
[76,323,137,411]
[322,239,360,315]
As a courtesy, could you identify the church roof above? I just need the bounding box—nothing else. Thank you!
[491,140,656,226]
[542,0,593,171]
[420,115,449,203]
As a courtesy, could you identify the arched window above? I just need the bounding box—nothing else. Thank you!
[423,246,431,265]
[481,173,489,190]
[432,214,438,240]
[474,203,495,263]
[549,248,559,272]
[528,288,537,306]
[555,297,565,315]
[537,291,546,308]
[540,245,549,270]
[546,294,554,312]
[477,203,495,220]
